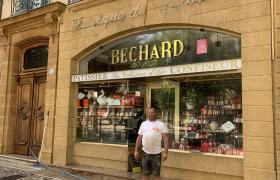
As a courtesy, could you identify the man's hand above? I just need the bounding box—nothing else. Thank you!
[134,151,139,160]
[162,152,168,161]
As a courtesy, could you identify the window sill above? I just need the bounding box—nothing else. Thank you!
[168,149,243,158]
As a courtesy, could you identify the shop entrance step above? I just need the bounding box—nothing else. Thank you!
[0,154,38,166]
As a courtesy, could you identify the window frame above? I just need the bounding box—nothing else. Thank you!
[20,40,49,73]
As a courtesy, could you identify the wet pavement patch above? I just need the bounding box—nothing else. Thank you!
[1,174,26,180]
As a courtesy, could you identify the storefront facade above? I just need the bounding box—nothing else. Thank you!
[0,0,278,180]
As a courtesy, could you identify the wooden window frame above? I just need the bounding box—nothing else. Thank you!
[20,40,49,74]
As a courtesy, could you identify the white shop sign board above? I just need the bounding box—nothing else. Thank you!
[72,59,241,83]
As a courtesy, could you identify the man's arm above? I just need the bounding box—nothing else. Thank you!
[134,134,142,160]
[162,133,168,161]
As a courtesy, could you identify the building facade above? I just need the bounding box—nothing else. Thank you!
[0,0,279,179]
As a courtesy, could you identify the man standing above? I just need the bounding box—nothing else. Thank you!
[134,107,168,180]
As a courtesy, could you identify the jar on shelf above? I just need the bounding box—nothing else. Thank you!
[197,116,202,124]
[235,115,240,123]
[236,99,242,109]
[208,106,213,115]
[121,130,126,140]
[224,99,229,105]
[208,96,215,105]
[203,117,209,124]
[82,127,88,138]
[121,96,127,106]
[230,98,235,105]
[186,99,194,110]
[195,131,200,139]
[202,105,208,115]
[232,103,236,110]
[184,118,189,126]
[221,108,225,115]
[209,121,219,131]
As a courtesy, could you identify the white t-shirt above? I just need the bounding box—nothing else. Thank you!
[138,120,168,154]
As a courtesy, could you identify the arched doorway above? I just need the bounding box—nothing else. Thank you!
[13,40,48,156]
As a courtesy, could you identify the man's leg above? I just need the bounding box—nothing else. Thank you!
[142,151,152,179]
[143,176,150,180]
[150,153,162,180]
[154,176,160,180]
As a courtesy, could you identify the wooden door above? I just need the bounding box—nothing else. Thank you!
[13,76,46,156]
[29,76,46,156]
[13,77,34,155]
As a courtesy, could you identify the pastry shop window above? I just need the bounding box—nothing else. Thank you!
[162,73,243,156]
[76,80,145,146]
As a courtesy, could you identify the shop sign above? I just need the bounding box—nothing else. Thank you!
[71,3,146,30]
[72,59,241,82]
[111,40,184,64]
[181,0,202,5]
[71,0,204,31]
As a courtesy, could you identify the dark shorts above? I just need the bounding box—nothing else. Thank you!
[142,151,161,177]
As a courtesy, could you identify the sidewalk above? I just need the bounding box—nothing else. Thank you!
[50,164,173,180]
[0,158,174,180]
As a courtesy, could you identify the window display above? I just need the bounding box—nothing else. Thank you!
[162,73,243,156]
[76,81,145,145]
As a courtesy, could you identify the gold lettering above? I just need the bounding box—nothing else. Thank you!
[112,50,120,64]
[73,76,79,82]
[230,60,238,69]
[129,47,138,62]
[174,40,184,57]
[213,62,219,70]
[206,63,211,71]
[161,42,172,58]
[87,75,92,80]
[178,66,185,73]
[150,44,160,59]
[221,61,228,70]
[139,45,149,61]
[121,48,128,63]
[201,63,205,71]
[103,73,108,79]
[195,64,200,72]
[98,74,102,79]
[186,65,192,72]
[170,67,177,74]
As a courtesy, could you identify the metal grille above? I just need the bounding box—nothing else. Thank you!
[11,0,49,16]
[23,46,48,70]
[68,0,82,4]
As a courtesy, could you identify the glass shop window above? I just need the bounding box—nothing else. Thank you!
[76,80,146,146]
[79,29,241,74]
[162,73,243,156]
[23,46,48,70]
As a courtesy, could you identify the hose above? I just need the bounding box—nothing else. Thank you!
[28,146,87,180]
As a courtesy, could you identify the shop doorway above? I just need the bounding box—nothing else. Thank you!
[13,75,46,156]
[147,81,180,141]
[148,85,163,120]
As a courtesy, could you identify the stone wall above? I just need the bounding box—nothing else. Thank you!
[55,0,276,179]
[0,3,66,163]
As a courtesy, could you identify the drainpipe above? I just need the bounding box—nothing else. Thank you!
[271,0,277,173]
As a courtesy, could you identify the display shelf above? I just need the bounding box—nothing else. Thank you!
[78,105,138,108]
[76,116,139,119]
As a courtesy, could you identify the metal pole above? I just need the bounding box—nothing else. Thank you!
[39,111,49,163]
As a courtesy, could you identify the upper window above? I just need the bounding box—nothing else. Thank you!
[79,29,241,74]
[23,46,48,70]
[11,0,49,16]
